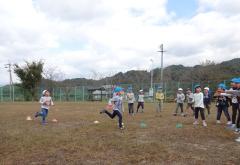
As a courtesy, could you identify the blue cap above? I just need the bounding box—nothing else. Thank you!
[127,86,133,92]
[218,83,226,90]
[231,78,238,83]
[235,78,240,84]
[114,87,123,93]
[158,86,162,89]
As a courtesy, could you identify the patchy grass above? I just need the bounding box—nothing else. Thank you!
[0,102,239,165]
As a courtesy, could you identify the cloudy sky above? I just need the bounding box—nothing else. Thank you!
[0,0,240,85]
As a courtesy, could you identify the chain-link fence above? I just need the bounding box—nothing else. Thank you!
[0,80,232,102]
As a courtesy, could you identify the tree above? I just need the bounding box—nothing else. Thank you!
[14,61,44,101]
[43,66,65,92]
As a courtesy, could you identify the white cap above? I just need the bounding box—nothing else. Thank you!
[204,87,209,91]
[42,90,47,95]
[178,88,183,91]
[139,89,143,92]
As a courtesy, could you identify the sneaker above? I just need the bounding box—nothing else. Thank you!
[216,120,221,124]
[227,121,232,125]
[35,112,39,118]
[203,121,207,127]
[42,122,47,125]
[235,129,240,134]
[193,121,199,125]
[100,109,106,114]
[181,113,185,117]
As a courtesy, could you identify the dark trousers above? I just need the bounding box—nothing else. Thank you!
[195,107,205,120]
[217,106,231,121]
[105,110,123,128]
[175,103,184,114]
[237,106,240,128]
[204,103,211,115]
[187,103,194,111]
[137,102,144,112]
[128,103,134,114]
[232,103,239,124]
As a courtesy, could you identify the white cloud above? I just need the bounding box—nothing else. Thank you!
[0,0,240,85]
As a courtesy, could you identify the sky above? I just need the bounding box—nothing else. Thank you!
[0,0,240,85]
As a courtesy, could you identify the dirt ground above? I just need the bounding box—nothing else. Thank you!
[0,102,239,165]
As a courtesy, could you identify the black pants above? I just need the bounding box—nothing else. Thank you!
[128,103,134,114]
[217,106,231,121]
[204,103,211,115]
[237,106,240,128]
[232,103,239,124]
[104,110,123,128]
[187,103,194,111]
[195,107,205,120]
[137,102,144,112]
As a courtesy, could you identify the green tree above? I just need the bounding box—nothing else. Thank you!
[14,61,44,101]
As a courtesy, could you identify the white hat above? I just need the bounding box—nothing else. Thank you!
[204,87,209,91]
[42,90,47,95]
[178,88,183,91]
[139,89,143,92]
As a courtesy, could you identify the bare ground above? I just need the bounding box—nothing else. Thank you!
[0,102,239,165]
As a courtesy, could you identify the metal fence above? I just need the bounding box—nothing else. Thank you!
[0,80,232,102]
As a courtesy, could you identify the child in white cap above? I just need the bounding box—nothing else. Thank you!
[35,90,54,125]
[137,90,145,113]
[173,88,185,116]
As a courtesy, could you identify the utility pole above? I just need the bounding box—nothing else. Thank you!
[157,44,166,86]
[4,63,13,101]
[150,59,154,89]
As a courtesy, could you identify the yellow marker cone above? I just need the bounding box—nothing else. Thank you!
[94,120,99,124]
[52,119,58,122]
[26,116,32,121]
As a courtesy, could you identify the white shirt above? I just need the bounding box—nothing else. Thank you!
[138,94,144,102]
[39,96,54,109]
[176,93,185,103]
[186,93,194,103]
[193,92,204,108]
[126,92,135,103]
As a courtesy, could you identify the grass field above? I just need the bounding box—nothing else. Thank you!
[0,102,239,165]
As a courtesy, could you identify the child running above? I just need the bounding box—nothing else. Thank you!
[35,90,54,125]
[193,85,207,127]
[100,87,124,129]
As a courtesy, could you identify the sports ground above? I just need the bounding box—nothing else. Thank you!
[0,102,239,165]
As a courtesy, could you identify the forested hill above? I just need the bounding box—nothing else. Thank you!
[60,58,240,86]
